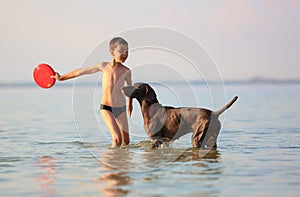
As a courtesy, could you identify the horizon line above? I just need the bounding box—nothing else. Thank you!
[1,78,300,88]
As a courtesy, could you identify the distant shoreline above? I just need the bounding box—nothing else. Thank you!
[1,78,300,88]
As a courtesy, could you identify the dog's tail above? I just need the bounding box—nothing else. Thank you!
[213,96,238,117]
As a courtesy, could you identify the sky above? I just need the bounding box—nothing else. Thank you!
[1,0,300,83]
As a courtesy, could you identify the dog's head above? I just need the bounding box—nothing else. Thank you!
[122,83,157,104]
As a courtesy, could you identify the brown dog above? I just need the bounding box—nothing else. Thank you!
[122,83,238,148]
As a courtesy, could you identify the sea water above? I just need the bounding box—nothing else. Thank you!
[0,83,299,197]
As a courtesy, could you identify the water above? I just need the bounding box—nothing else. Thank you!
[1,83,300,196]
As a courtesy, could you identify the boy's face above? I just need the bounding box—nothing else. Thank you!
[111,44,128,63]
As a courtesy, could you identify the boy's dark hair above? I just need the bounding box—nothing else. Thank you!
[109,37,128,50]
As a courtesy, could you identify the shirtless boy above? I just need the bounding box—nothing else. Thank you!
[53,37,132,147]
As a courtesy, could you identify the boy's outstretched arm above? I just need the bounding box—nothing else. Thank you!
[52,62,106,81]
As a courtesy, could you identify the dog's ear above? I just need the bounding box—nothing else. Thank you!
[128,98,133,117]
[145,85,157,102]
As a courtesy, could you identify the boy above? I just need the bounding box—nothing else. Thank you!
[53,37,132,147]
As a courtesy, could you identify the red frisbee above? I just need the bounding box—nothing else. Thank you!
[33,63,56,88]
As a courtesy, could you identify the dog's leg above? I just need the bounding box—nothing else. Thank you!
[204,119,221,148]
[192,119,221,148]
[191,120,209,148]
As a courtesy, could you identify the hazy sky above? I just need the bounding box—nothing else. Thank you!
[1,0,300,83]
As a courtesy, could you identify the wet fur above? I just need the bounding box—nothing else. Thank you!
[122,83,238,148]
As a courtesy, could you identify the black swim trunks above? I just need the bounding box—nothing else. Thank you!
[100,104,126,117]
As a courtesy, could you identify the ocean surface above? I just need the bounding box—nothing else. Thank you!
[1,82,300,197]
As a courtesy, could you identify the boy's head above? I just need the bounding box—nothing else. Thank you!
[109,37,128,50]
[109,37,129,63]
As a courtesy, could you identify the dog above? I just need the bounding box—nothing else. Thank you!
[122,83,238,148]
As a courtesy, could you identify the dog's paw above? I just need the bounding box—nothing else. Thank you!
[151,138,171,149]
[151,139,163,148]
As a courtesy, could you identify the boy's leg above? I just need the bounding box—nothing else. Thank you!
[115,112,130,145]
[100,110,122,147]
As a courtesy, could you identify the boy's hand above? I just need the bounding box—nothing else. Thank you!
[51,72,61,81]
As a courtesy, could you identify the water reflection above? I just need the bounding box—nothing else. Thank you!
[175,148,221,162]
[95,145,223,196]
[139,145,222,171]
[174,148,224,184]
[95,148,133,197]
[34,156,57,196]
